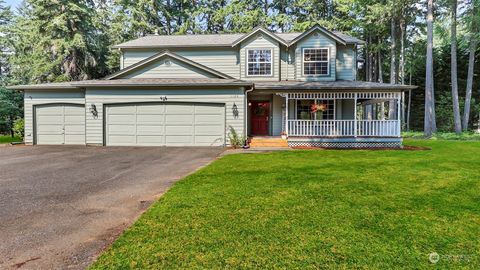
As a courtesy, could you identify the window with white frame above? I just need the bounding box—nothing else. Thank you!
[296,99,335,120]
[303,48,330,76]
[247,49,272,76]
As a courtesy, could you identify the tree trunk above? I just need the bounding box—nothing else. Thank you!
[373,48,378,82]
[368,35,373,82]
[378,41,383,83]
[390,17,397,84]
[450,0,462,134]
[424,0,437,137]
[400,18,406,85]
[462,4,478,131]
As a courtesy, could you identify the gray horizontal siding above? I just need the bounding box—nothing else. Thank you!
[122,49,240,79]
[122,57,216,79]
[85,88,245,145]
[336,45,355,81]
[24,90,86,144]
[240,34,280,81]
[295,32,337,81]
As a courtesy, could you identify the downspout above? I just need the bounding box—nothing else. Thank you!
[244,84,254,145]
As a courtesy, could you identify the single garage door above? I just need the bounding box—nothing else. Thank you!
[106,103,225,146]
[35,104,86,145]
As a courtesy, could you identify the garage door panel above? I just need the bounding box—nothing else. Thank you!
[64,124,85,134]
[165,126,193,135]
[36,105,86,145]
[36,134,65,144]
[136,125,164,135]
[137,114,164,125]
[64,106,84,115]
[165,114,194,125]
[37,124,63,135]
[195,105,223,114]
[108,105,136,114]
[37,115,64,123]
[64,115,85,123]
[64,134,86,145]
[36,106,63,115]
[107,135,136,145]
[137,105,165,114]
[136,136,165,145]
[108,124,135,135]
[166,104,194,114]
[108,114,135,124]
[106,103,224,146]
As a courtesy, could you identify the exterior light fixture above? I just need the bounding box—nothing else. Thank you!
[89,104,98,118]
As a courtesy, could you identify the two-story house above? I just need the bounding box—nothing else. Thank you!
[11,25,416,148]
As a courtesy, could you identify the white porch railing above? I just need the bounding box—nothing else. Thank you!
[287,120,400,137]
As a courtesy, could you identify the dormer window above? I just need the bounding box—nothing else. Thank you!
[247,49,272,76]
[303,48,330,76]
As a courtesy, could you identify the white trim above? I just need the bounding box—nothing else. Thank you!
[246,48,273,77]
[302,47,330,77]
[288,92,401,100]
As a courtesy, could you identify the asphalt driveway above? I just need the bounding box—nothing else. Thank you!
[0,145,223,269]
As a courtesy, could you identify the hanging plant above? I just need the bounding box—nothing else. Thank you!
[310,103,328,113]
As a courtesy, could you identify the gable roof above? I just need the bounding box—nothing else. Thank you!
[231,26,289,47]
[106,50,234,80]
[288,24,347,46]
[113,29,364,49]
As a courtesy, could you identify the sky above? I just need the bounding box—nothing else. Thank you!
[4,0,20,9]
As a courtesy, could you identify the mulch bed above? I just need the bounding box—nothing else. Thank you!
[292,145,431,151]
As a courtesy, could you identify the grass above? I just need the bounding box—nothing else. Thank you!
[403,131,480,141]
[91,140,480,269]
[0,135,21,144]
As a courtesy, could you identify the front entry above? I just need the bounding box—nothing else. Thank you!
[250,101,270,135]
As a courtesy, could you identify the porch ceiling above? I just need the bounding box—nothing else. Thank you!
[253,81,417,91]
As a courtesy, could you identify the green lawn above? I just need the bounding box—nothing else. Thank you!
[0,135,21,144]
[91,140,480,269]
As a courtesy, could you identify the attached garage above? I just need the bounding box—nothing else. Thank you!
[105,103,225,146]
[35,104,86,145]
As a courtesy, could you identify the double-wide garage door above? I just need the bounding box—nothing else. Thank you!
[106,103,225,146]
[35,104,86,145]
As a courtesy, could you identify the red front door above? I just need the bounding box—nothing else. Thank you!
[250,101,270,135]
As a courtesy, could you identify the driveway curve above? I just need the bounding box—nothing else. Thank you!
[0,145,223,269]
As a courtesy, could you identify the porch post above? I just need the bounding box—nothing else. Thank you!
[354,93,358,137]
[397,93,401,137]
[285,93,289,136]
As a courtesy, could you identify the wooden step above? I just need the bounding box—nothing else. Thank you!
[249,137,289,148]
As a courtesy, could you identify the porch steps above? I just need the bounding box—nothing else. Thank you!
[249,137,289,148]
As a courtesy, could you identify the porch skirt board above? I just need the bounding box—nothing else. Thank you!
[288,137,403,149]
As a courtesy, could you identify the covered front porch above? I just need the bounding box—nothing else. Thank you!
[247,81,413,148]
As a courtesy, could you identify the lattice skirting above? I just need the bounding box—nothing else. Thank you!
[288,141,403,149]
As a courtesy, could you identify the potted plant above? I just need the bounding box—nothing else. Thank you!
[281,131,287,140]
[310,103,327,113]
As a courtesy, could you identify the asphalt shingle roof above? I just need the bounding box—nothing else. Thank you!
[113,31,364,49]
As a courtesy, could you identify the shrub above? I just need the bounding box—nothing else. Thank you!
[13,118,24,139]
[228,126,246,148]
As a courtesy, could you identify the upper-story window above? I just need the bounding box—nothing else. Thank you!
[247,49,272,76]
[303,48,330,76]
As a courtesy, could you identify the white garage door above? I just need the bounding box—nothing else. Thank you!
[106,103,225,146]
[35,104,85,145]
